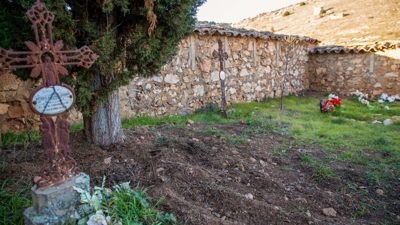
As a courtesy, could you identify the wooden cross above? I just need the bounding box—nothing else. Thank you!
[0,0,99,188]
[213,38,229,109]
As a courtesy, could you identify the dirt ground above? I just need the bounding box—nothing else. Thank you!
[1,122,400,224]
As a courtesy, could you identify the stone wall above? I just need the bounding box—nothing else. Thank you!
[308,49,400,97]
[119,34,313,118]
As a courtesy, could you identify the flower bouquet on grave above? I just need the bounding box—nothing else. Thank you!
[320,94,343,114]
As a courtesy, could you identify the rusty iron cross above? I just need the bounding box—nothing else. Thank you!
[213,37,229,109]
[0,0,99,188]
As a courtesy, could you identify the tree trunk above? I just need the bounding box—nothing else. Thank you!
[83,71,124,146]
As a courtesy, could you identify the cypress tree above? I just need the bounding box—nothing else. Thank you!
[0,0,206,145]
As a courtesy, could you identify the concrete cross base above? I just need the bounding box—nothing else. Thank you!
[23,172,90,225]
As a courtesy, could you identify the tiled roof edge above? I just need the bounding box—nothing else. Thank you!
[193,25,320,44]
[310,42,400,54]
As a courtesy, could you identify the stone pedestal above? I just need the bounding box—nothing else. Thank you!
[23,172,90,225]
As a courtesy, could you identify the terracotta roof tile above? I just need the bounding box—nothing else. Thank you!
[310,42,400,54]
[194,23,319,44]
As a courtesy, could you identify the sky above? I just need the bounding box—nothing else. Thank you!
[196,0,303,24]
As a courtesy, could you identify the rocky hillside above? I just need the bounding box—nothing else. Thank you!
[234,0,400,45]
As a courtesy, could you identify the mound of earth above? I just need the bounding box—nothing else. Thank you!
[1,122,399,224]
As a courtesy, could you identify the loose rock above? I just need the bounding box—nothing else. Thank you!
[322,208,337,217]
[156,168,165,173]
[104,157,112,165]
[244,193,254,200]
[383,119,393,126]
[249,157,257,163]
[376,189,384,196]
[187,119,194,125]
[372,120,382,124]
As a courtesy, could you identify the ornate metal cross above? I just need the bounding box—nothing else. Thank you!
[0,0,99,188]
[213,37,229,109]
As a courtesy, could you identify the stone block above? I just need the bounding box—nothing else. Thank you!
[24,172,90,225]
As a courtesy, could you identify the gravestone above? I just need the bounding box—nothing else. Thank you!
[0,1,99,224]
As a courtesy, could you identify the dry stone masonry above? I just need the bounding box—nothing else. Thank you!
[309,42,400,97]
[1,23,399,134]
[119,23,317,118]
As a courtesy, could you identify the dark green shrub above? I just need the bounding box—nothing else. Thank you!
[283,11,290,17]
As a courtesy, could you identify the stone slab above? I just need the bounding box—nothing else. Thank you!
[24,172,90,225]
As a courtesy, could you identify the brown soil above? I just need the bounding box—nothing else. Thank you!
[1,123,400,224]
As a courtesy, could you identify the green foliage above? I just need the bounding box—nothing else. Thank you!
[300,2,306,6]
[320,9,327,15]
[312,164,337,182]
[0,180,32,224]
[109,183,176,224]
[1,130,41,148]
[283,11,290,17]
[0,0,206,117]
[74,177,176,224]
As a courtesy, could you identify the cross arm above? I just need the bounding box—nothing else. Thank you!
[0,47,38,76]
[57,46,99,69]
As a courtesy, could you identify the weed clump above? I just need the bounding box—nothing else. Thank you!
[300,2,306,6]
[270,26,275,32]
[373,136,391,146]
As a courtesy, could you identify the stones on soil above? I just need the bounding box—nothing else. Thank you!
[322,208,337,217]
[244,193,254,200]
[298,149,308,154]
[249,157,257,163]
[156,168,165,173]
[260,160,267,166]
[140,136,145,140]
[376,189,384,196]
[372,120,383,124]
[393,116,400,120]
[186,119,194,125]
[383,119,393,126]
[104,157,112,165]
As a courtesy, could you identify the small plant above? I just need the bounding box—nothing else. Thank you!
[300,154,316,164]
[373,136,391,146]
[0,180,32,224]
[270,26,275,32]
[283,11,290,17]
[300,2,306,6]
[73,177,176,225]
[319,9,326,15]
[151,128,172,146]
[312,164,337,182]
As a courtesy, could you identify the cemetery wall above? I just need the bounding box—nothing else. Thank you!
[308,46,400,97]
[118,34,314,118]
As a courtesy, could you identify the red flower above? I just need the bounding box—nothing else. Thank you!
[339,102,342,105]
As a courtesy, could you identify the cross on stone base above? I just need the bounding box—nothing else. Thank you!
[0,0,98,188]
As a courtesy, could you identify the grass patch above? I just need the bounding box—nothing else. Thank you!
[312,164,337,182]
[1,131,41,148]
[0,180,32,224]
